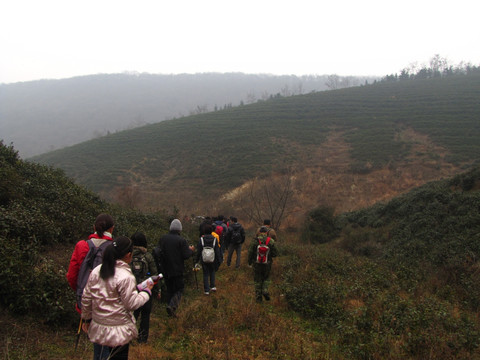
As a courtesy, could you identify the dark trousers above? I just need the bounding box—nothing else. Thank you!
[253,264,272,299]
[165,275,184,310]
[227,243,242,268]
[133,297,152,342]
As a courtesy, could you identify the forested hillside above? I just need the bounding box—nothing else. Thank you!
[31,71,480,222]
[0,72,373,158]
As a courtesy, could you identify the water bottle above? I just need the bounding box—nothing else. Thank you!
[138,273,163,290]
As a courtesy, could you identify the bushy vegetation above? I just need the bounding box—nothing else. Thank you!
[0,141,171,325]
[301,206,339,244]
[285,166,480,358]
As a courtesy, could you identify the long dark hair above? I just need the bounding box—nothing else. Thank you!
[94,213,115,238]
[100,236,133,280]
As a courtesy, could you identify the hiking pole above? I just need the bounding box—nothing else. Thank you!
[74,317,83,352]
[192,258,199,290]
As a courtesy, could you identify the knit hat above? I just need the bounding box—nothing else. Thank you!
[131,232,147,247]
[170,219,182,231]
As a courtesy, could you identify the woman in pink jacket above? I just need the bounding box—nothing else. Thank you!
[81,236,153,360]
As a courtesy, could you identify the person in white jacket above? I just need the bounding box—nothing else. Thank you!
[81,236,153,360]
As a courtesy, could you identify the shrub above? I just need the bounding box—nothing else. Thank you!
[301,206,339,244]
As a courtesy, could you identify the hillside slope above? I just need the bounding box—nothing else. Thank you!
[31,73,480,219]
[0,72,374,158]
[4,165,480,359]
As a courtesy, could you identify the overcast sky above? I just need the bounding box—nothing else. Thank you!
[1,0,478,84]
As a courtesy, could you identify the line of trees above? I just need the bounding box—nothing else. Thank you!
[382,54,480,82]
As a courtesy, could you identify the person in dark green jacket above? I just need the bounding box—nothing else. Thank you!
[130,232,158,343]
[247,226,278,303]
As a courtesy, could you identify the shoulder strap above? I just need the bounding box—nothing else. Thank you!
[266,237,271,245]
[201,237,204,246]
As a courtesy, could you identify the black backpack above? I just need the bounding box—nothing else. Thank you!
[231,227,242,244]
[131,252,149,283]
[76,239,110,310]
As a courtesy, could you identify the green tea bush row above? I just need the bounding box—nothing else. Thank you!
[280,243,480,359]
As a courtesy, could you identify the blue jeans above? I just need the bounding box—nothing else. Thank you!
[202,263,216,292]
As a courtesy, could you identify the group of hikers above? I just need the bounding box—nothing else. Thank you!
[66,213,278,360]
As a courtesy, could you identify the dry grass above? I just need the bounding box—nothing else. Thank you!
[1,243,335,360]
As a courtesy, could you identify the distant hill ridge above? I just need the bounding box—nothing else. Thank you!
[0,72,374,158]
[31,73,480,218]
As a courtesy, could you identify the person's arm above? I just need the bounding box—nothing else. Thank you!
[80,269,94,321]
[268,229,277,241]
[181,238,194,259]
[270,239,278,258]
[195,238,202,263]
[214,238,221,258]
[118,274,150,311]
[147,252,158,276]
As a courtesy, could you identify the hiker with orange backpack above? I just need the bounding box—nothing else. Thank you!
[248,226,278,303]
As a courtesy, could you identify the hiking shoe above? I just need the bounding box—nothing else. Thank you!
[204,291,210,295]
[263,293,270,301]
[210,287,217,292]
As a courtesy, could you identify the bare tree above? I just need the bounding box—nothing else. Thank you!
[237,170,294,229]
[115,183,141,209]
[246,91,257,104]
[296,82,304,95]
[189,104,209,116]
[430,54,449,77]
[325,74,340,90]
[281,84,291,97]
